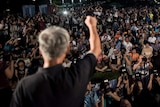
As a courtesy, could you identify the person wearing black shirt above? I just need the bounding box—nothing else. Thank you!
[10,16,101,107]
[0,60,14,107]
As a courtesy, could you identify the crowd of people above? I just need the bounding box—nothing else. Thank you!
[0,1,160,107]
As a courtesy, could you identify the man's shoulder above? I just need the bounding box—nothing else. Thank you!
[19,65,67,87]
[19,72,46,89]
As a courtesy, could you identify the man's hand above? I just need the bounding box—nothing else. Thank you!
[85,16,97,28]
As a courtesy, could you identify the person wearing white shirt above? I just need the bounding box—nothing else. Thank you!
[62,58,72,68]
[101,33,111,42]
[123,37,133,53]
[108,42,115,57]
[70,37,76,46]
[131,23,138,32]
[148,33,156,44]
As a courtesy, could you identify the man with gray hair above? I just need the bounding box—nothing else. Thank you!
[10,16,101,107]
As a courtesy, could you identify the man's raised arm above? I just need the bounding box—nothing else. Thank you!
[85,16,101,59]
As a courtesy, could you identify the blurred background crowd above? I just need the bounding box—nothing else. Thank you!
[0,1,160,107]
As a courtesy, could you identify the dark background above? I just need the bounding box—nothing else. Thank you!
[0,0,49,13]
[0,0,156,14]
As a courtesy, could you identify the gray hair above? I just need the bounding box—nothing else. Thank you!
[38,26,70,60]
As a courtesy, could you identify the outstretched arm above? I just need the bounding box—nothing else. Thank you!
[85,16,101,59]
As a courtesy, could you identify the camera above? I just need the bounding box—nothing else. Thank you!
[121,69,128,80]
[142,57,147,62]
[123,75,128,80]
[100,79,112,94]
[121,68,127,73]
[121,48,126,56]
[152,70,160,78]
[17,38,21,40]
[135,72,142,81]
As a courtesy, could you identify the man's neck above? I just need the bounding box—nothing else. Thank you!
[43,56,65,68]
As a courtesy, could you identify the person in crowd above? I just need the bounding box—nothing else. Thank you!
[128,48,139,63]
[122,52,133,75]
[133,55,153,76]
[10,16,101,107]
[10,21,19,39]
[84,81,100,107]
[21,51,31,68]
[141,41,153,59]
[114,37,122,51]
[100,79,121,107]
[101,32,111,43]
[131,77,145,107]
[108,42,115,57]
[152,50,160,71]
[148,33,157,44]
[147,72,160,107]
[96,53,108,72]
[122,36,133,53]
[109,49,122,72]
[4,39,14,52]
[0,59,14,107]
[0,2,160,107]
[116,71,131,99]
[15,59,28,81]
[62,57,72,68]
[151,40,160,52]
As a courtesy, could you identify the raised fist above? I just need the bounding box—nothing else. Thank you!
[85,16,97,28]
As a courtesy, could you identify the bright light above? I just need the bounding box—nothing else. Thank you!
[6,9,10,12]
[63,10,68,15]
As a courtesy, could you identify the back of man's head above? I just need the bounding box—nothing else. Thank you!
[39,26,70,60]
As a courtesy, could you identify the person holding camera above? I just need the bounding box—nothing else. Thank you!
[148,71,160,93]
[100,79,121,107]
[116,70,131,100]
[133,55,153,76]
[147,71,160,107]
[131,70,160,107]
[123,52,133,76]
[130,77,144,107]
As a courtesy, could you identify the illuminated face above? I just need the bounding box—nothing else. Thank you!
[125,37,129,42]
[86,82,92,91]
[132,49,136,53]
[18,61,25,70]
[145,43,150,48]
